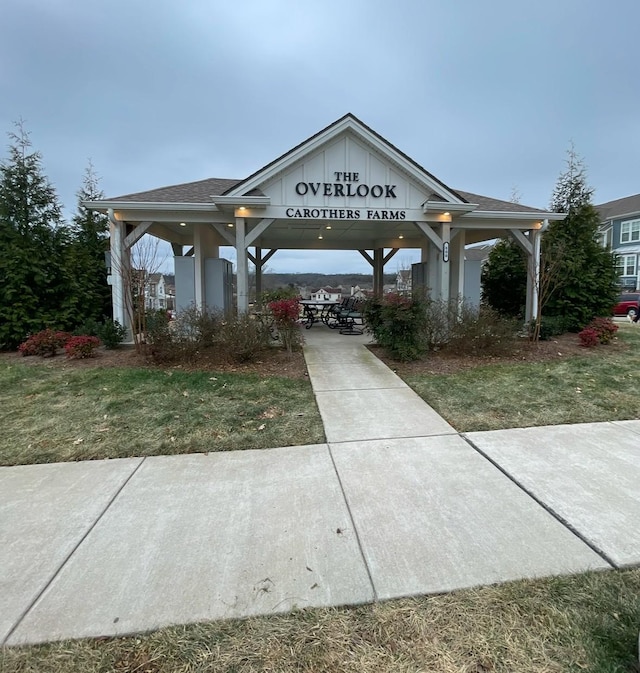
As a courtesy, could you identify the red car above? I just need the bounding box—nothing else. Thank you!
[614,292,640,317]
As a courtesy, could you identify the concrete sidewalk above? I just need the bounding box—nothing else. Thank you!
[1,326,639,646]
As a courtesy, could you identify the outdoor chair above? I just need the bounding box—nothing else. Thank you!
[327,296,365,335]
[327,296,357,329]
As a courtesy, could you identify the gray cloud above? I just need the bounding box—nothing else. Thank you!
[2,0,639,273]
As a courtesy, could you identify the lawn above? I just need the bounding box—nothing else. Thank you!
[403,323,640,431]
[2,569,640,672]
[0,362,324,466]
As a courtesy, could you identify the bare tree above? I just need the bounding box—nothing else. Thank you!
[112,234,167,353]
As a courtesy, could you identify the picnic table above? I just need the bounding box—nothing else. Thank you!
[298,300,338,328]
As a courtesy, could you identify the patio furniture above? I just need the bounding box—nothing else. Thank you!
[299,299,339,328]
[327,297,365,334]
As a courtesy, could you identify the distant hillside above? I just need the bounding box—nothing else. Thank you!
[261,273,396,289]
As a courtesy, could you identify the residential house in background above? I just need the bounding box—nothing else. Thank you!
[310,287,342,301]
[145,273,176,311]
[396,269,411,293]
[596,194,640,290]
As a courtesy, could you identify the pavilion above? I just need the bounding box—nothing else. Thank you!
[85,113,564,331]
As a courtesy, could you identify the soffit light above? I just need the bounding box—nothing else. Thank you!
[179,222,187,227]
[318,235,323,240]
[326,225,332,229]
[398,234,404,239]
[443,212,450,216]
[227,223,234,228]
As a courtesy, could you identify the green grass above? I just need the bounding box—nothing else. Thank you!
[0,364,324,466]
[3,569,640,672]
[405,324,640,432]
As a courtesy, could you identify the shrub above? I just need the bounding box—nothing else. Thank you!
[174,305,222,348]
[363,293,428,361]
[260,288,300,304]
[529,315,568,341]
[219,313,272,363]
[65,335,100,359]
[73,317,101,337]
[445,305,520,356]
[97,319,127,349]
[421,298,460,351]
[268,298,303,355]
[18,329,72,358]
[145,307,225,364]
[587,317,618,344]
[578,327,599,348]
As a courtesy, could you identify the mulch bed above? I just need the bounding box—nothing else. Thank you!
[0,344,310,380]
[2,332,629,381]
[369,332,629,376]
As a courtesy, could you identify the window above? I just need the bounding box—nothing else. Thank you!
[616,254,637,277]
[601,227,612,249]
[620,219,640,243]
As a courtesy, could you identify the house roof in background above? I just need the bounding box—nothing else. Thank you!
[595,193,640,221]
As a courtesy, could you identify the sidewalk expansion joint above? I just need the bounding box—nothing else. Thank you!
[326,432,457,446]
[2,457,147,646]
[326,444,379,602]
[461,434,617,569]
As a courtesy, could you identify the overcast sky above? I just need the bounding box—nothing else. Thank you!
[2,0,639,274]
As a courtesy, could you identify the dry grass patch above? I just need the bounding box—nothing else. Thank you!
[0,362,323,466]
[391,325,640,432]
[3,569,640,672]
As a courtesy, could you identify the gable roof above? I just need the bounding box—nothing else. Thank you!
[595,193,640,222]
[222,113,468,204]
[100,114,555,216]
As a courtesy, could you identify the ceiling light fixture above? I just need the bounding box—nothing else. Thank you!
[179,222,187,227]
[318,235,323,240]
[227,223,234,228]
[326,225,332,230]
[398,234,404,239]
[443,211,450,217]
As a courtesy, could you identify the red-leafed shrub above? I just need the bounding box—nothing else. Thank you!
[268,298,301,323]
[65,335,101,359]
[587,317,618,344]
[578,327,599,348]
[267,298,302,355]
[18,329,72,357]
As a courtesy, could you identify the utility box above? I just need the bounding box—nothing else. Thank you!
[174,257,233,315]
[204,258,233,316]
[175,257,196,313]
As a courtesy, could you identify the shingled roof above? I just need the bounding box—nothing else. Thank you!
[595,193,640,222]
[105,177,550,214]
[455,190,548,214]
[106,178,242,203]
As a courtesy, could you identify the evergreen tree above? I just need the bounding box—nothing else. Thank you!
[63,161,111,325]
[481,238,527,317]
[543,146,618,331]
[0,122,71,349]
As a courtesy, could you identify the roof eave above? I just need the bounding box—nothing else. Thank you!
[460,211,565,221]
[83,200,221,213]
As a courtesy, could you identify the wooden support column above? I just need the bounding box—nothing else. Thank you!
[109,213,127,329]
[235,217,249,313]
[373,248,384,297]
[525,226,542,323]
[438,223,451,302]
[449,229,466,301]
[250,247,277,307]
